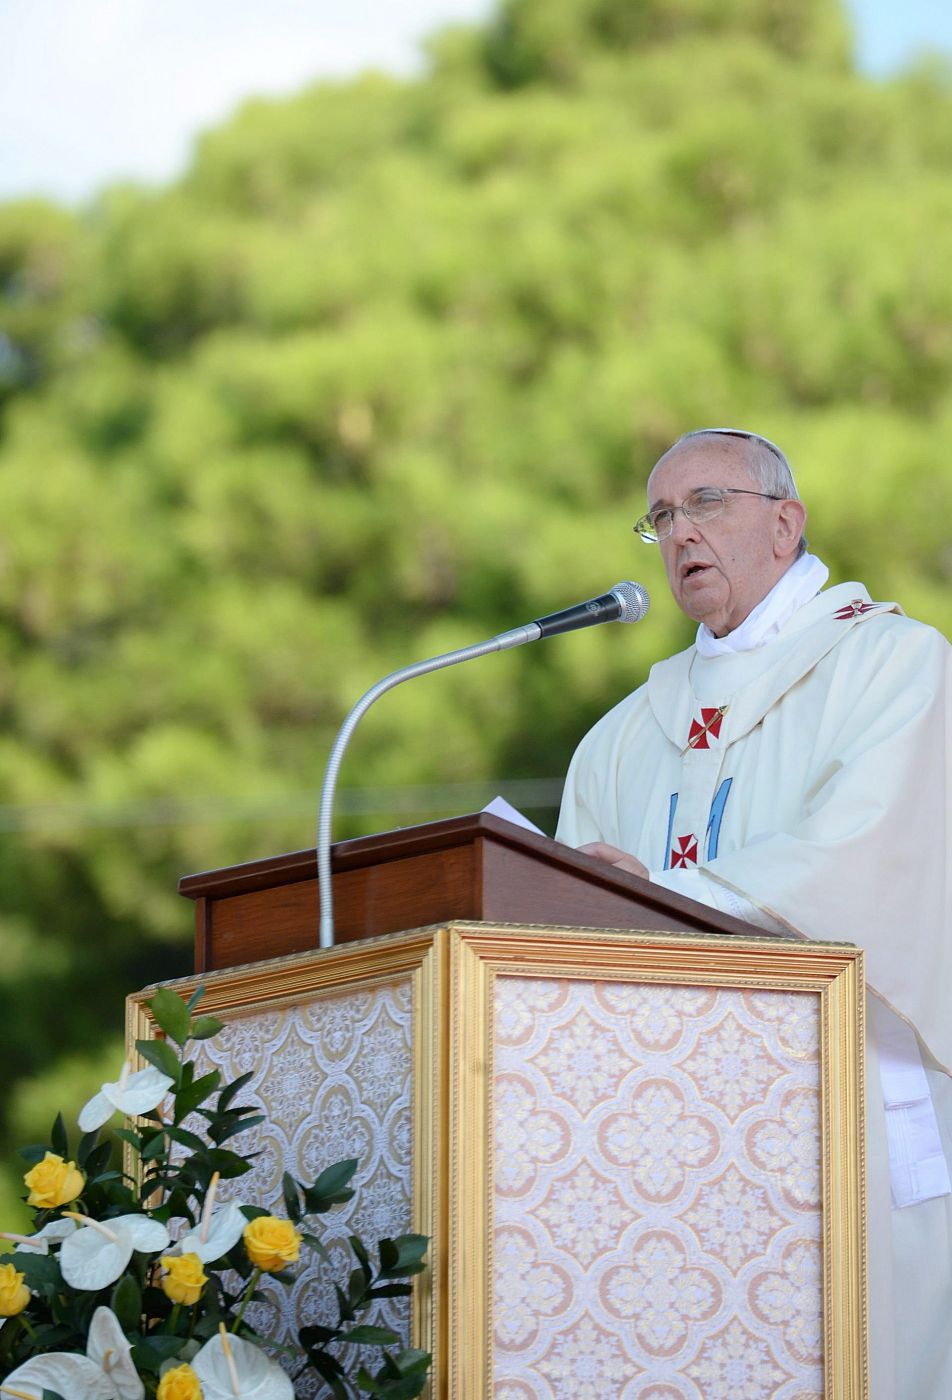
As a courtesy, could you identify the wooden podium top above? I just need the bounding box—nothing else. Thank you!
[180,813,760,972]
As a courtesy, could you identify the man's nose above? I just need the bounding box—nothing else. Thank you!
[669,507,701,542]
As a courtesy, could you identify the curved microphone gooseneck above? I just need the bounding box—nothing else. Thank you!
[317,581,649,948]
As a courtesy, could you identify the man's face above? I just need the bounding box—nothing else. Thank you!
[646,439,802,637]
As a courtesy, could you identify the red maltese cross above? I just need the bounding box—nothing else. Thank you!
[687,706,727,750]
[670,834,699,868]
[833,599,876,620]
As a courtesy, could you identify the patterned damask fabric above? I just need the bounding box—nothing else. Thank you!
[185,979,414,1397]
[493,977,823,1399]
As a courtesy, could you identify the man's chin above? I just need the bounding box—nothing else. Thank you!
[677,586,728,633]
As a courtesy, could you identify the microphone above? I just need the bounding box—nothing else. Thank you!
[317,581,650,946]
[530,580,650,638]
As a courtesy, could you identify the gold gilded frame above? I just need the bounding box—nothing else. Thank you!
[126,921,866,1399]
[126,926,447,1382]
[447,923,867,1400]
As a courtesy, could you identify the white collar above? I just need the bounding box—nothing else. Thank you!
[694,552,830,657]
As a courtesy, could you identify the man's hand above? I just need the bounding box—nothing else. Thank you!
[577,841,649,880]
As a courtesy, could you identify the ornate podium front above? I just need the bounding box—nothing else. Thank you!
[128,916,867,1398]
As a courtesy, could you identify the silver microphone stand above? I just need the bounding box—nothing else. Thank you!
[316,623,541,948]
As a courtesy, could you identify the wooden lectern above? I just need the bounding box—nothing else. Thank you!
[128,814,867,1397]
[179,812,760,972]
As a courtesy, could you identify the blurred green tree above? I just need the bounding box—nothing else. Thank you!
[1,0,951,1223]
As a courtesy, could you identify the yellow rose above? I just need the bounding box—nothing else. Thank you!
[23,1151,85,1209]
[157,1362,203,1400]
[242,1215,300,1272]
[0,1261,30,1317]
[161,1253,208,1306]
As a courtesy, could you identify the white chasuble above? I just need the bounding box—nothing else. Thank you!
[557,580,952,1399]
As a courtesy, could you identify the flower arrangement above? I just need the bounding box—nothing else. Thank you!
[0,986,431,1399]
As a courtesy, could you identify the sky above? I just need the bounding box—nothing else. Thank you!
[0,0,951,206]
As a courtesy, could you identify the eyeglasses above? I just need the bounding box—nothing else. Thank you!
[633,487,783,543]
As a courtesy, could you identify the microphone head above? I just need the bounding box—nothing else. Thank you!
[610,580,650,623]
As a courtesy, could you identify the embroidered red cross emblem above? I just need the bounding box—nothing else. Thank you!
[670,834,699,868]
[687,706,727,750]
[833,599,876,620]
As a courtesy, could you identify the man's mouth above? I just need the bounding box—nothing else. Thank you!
[681,562,711,580]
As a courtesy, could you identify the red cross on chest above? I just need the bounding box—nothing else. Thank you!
[687,705,727,750]
[670,834,699,868]
[833,599,876,620]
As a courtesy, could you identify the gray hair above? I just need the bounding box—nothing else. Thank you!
[673,427,806,555]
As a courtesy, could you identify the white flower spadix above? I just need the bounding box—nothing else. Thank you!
[78,1060,175,1133]
[60,1213,171,1291]
[168,1172,247,1265]
[0,1217,77,1256]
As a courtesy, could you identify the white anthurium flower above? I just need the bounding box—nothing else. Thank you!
[78,1059,175,1133]
[0,1217,78,1255]
[174,1199,247,1264]
[0,1349,121,1399]
[168,1173,247,1264]
[192,1326,294,1399]
[60,1212,170,1291]
[87,1306,145,1400]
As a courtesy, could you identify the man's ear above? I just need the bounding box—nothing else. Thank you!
[774,499,807,559]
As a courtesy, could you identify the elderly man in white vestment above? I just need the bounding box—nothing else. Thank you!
[556,428,952,1399]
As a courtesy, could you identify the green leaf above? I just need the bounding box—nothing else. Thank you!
[164,1124,208,1153]
[378,1234,429,1277]
[349,1233,372,1282]
[83,1140,114,1180]
[205,1113,265,1146]
[17,1143,48,1165]
[307,1350,348,1400]
[135,1036,181,1083]
[282,1171,302,1224]
[334,1282,355,1324]
[190,1015,225,1039]
[133,1333,191,1369]
[300,1230,331,1262]
[299,1323,339,1347]
[343,1324,401,1346]
[14,1250,63,1296]
[392,1350,431,1375]
[174,1069,221,1122]
[42,1390,67,1400]
[239,1204,269,1222]
[304,1157,359,1212]
[77,1129,102,1168]
[217,1070,254,1112]
[186,985,207,1013]
[111,1127,143,1152]
[147,987,193,1046]
[111,1271,142,1333]
[50,1112,68,1159]
[206,1148,255,1178]
[140,1131,168,1163]
[355,1355,431,1400]
[347,1264,367,1307]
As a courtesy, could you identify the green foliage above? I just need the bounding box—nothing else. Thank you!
[0,993,431,1398]
[1,0,951,1219]
[480,0,853,88]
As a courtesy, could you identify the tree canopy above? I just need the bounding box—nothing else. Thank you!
[1,0,951,1220]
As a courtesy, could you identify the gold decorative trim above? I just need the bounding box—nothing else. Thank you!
[126,920,867,1399]
[126,930,442,1391]
[444,921,867,1400]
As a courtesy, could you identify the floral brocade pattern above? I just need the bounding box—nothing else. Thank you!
[185,980,413,1399]
[492,978,823,1399]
